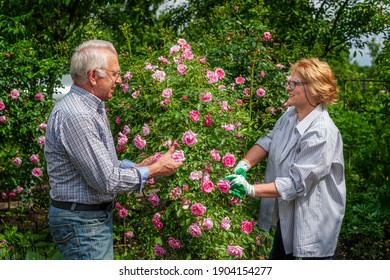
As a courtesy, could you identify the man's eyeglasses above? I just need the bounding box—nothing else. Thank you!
[99,68,121,80]
[285,80,307,90]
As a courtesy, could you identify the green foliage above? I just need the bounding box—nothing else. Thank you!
[0,222,62,260]
[329,79,390,259]
[0,39,66,206]
[107,22,289,258]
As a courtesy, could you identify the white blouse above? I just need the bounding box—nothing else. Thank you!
[256,105,346,258]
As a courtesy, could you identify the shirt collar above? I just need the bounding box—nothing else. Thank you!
[295,105,324,135]
[70,85,106,114]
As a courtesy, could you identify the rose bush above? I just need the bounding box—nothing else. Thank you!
[108,20,289,259]
[0,40,64,209]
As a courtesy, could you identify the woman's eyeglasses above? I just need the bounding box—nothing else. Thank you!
[285,80,307,90]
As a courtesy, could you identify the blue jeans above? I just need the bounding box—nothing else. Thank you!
[49,205,114,260]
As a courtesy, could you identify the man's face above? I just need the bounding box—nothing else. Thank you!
[93,51,122,101]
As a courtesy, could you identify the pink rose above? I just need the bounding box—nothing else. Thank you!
[133,135,146,149]
[170,45,180,54]
[256,88,266,97]
[117,135,128,146]
[189,110,199,122]
[183,50,194,60]
[124,71,132,81]
[161,88,172,98]
[260,70,265,78]
[220,217,231,230]
[122,125,130,135]
[123,71,132,81]
[205,113,212,126]
[29,154,39,164]
[125,231,134,239]
[231,196,242,205]
[116,145,126,153]
[168,237,182,249]
[201,179,214,193]
[35,92,44,101]
[171,150,185,162]
[177,38,187,45]
[0,116,7,123]
[188,223,202,238]
[210,149,221,161]
[158,56,170,64]
[206,69,218,84]
[148,193,160,207]
[201,218,213,230]
[177,64,187,75]
[1,192,7,200]
[200,92,212,102]
[37,135,45,146]
[217,180,230,193]
[226,245,244,258]
[9,89,19,99]
[31,167,43,177]
[215,68,225,80]
[189,170,203,181]
[181,130,197,146]
[169,186,182,200]
[14,186,23,194]
[190,203,206,216]
[115,202,123,210]
[142,123,150,136]
[152,220,163,230]
[152,152,162,163]
[0,101,5,111]
[38,123,47,131]
[263,31,271,41]
[152,70,166,82]
[222,153,236,168]
[153,244,166,257]
[118,208,128,218]
[235,77,245,84]
[199,56,206,64]
[12,157,22,166]
[241,220,253,234]
[181,43,191,51]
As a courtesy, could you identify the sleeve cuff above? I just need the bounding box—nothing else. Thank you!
[133,166,150,193]
[275,177,296,201]
[120,159,136,168]
[255,137,271,152]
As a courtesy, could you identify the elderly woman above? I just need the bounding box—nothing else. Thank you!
[226,58,346,260]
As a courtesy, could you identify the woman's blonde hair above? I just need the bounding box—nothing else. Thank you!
[291,58,339,106]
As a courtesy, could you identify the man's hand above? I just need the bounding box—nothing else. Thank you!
[224,174,255,198]
[135,156,154,167]
[147,146,183,177]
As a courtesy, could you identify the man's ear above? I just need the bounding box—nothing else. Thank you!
[88,69,98,85]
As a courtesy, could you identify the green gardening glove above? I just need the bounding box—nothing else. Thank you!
[223,174,255,198]
[233,160,251,179]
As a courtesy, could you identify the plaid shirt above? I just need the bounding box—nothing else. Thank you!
[45,85,148,204]
[256,105,346,257]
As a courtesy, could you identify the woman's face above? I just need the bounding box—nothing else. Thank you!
[286,74,317,110]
